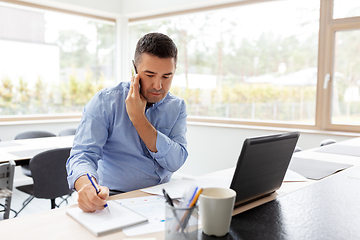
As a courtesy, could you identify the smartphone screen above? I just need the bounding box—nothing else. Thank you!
[132,60,141,92]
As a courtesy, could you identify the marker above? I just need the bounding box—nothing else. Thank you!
[86,172,110,213]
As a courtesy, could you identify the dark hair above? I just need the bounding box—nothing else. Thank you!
[134,32,178,66]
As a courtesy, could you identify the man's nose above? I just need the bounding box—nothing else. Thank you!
[153,77,162,90]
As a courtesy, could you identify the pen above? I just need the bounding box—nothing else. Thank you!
[177,188,202,232]
[187,187,198,207]
[188,188,202,208]
[162,188,174,207]
[86,172,110,213]
[164,189,185,236]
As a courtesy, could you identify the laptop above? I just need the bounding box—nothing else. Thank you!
[230,131,300,207]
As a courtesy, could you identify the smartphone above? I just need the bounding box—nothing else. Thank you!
[132,60,141,92]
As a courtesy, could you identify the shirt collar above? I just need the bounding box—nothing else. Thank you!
[146,92,169,110]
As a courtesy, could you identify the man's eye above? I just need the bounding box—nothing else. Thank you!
[146,75,154,78]
[163,76,169,79]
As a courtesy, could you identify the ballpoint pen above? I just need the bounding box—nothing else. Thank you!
[86,172,110,213]
[177,187,202,232]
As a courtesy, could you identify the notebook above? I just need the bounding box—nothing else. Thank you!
[230,132,300,206]
[66,200,148,236]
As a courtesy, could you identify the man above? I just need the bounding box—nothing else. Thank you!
[66,32,188,212]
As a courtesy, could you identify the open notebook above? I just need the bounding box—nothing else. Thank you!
[66,200,148,236]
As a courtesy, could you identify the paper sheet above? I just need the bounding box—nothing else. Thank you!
[116,196,167,236]
[142,169,306,198]
[117,196,198,237]
[283,169,307,182]
[141,179,197,199]
[289,157,352,180]
[141,176,232,199]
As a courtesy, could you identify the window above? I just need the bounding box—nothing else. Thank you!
[323,0,360,132]
[129,0,360,133]
[129,0,320,125]
[333,0,360,19]
[0,2,116,119]
[331,29,360,125]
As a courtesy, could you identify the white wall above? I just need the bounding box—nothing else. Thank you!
[176,123,355,176]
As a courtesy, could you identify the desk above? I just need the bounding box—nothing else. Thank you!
[1,137,359,239]
[0,136,74,163]
[229,167,360,240]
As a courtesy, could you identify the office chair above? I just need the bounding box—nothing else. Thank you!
[15,147,73,216]
[14,131,56,177]
[0,160,16,219]
[58,128,77,136]
[320,139,337,147]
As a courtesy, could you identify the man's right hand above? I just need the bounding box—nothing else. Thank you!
[74,175,109,212]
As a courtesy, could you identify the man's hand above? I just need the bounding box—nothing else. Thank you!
[125,74,158,153]
[126,74,147,122]
[75,175,109,212]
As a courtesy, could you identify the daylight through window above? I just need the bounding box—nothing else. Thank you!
[0,3,116,117]
[129,0,320,124]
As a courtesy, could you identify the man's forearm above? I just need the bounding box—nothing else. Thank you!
[131,115,158,153]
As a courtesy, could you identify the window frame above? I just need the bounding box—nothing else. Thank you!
[320,0,360,133]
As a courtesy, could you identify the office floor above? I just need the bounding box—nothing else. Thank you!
[0,166,78,221]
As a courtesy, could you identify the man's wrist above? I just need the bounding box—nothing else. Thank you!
[130,114,147,128]
[74,175,91,192]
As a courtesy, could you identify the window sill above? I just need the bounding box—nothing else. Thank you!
[187,118,360,138]
[0,117,81,126]
[0,115,358,138]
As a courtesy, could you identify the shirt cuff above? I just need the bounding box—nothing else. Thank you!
[67,165,99,190]
[148,130,171,159]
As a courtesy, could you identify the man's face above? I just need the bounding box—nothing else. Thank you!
[136,53,176,104]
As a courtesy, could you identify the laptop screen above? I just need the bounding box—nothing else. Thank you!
[230,132,299,206]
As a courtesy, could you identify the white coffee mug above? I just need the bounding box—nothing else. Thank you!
[199,187,236,237]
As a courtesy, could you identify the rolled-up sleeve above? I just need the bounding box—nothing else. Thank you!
[148,101,188,172]
[66,92,111,190]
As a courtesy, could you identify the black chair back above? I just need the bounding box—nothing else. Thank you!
[30,147,73,199]
[15,131,56,140]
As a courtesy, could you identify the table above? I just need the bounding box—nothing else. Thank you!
[229,167,360,240]
[1,137,359,239]
[0,136,74,163]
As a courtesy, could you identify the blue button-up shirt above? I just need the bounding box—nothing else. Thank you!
[66,81,188,192]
